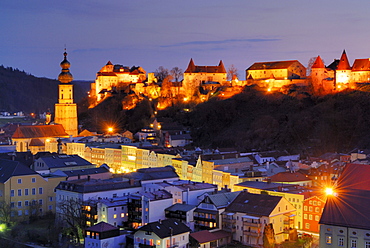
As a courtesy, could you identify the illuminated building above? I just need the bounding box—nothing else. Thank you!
[54,50,78,136]
[91,61,146,103]
[183,59,227,98]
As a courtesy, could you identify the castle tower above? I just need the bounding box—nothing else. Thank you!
[54,50,78,136]
[336,50,352,88]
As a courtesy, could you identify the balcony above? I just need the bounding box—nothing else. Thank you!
[283,219,294,226]
[222,218,236,224]
[194,216,216,222]
[243,230,260,237]
[243,222,261,228]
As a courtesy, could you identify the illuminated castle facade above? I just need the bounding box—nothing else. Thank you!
[54,50,78,137]
[91,61,146,103]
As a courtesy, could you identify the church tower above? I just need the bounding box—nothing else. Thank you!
[54,50,78,136]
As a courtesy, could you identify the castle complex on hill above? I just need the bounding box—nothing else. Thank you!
[88,50,370,108]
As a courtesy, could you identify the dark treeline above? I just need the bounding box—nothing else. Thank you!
[0,65,90,113]
[181,86,370,156]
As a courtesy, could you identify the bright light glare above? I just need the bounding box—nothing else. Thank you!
[325,187,334,195]
[108,127,113,133]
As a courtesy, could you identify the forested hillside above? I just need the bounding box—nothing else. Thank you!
[0,65,90,113]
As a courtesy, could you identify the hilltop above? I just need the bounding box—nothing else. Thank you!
[0,65,90,113]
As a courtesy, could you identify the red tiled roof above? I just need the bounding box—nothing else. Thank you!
[336,163,370,190]
[247,60,300,70]
[311,56,325,69]
[184,59,226,74]
[269,171,309,183]
[337,50,351,70]
[352,58,370,71]
[12,124,68,139]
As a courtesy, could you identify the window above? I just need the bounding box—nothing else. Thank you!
[121,213,125,218]
[304,206,307,211]
[305,223,310,229]
[326,235,332,244]
[48,205,52,211]
[10,190,14,197]
[304,214,307,219]
[25,209,29,215]
[39,188,43,195]
[309,215,312,220]
[17,179,22,184]
[365,241,370,248]
[338,237,344,246]
[25,189,29,196]
[32,178,36,183]
[313,201,317,206]
[18,201,22,208]
[39,199,43,205]
[351,239,357,248]
[113,214,117,219]
[25,201,29,206]
[32,188,36,195]
[315,215,320,221]
[18,189,22,196]
[18,210,22,216]
[10,202,15,208]
[49,196,53,202]
[315,207,320,213]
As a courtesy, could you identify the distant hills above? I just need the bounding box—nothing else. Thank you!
[0,65,91,114]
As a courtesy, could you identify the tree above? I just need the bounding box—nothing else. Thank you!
[170,67,183,82]
[227,64,239,81]
[0,201,12,225]
[154,66,169,83]
[57,198,89,244]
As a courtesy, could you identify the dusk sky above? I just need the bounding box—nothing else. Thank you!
[2,0,370,80]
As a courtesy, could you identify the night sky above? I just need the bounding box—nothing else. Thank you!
[2,0,370,80]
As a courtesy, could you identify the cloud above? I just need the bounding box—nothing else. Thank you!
[161,38,281,48]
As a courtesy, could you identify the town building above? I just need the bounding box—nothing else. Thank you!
[32,154,95,174]
[0,158,66,221]
[133,219,191,248]
[223,191,296,246]
[302,195,325,233]
[189,230,231,248]
[165,203,196,231]
[85,221,128,248]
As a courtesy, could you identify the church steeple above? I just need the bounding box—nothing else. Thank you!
[54,49,78,137]
[58,49,74,84]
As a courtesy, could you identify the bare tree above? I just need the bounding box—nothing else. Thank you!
[57,198,87,244]
[227,64,239,81]
[170,67,183,82]
[155,66,169,83]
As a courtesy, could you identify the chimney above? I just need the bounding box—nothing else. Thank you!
[130,179,134,186]
[87,175,90,181]
[78,174,80,180]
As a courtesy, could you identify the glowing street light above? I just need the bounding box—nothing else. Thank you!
[325,187,334,196]
[107,127,114,134]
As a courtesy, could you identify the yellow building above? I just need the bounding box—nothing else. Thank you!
[121,144,137,172]
[201,160,214,184]
[234,181,304,230]
[0,159,66,221]
[54,50,78,137]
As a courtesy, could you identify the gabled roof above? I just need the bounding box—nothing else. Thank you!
[311,56,325,69]
[137,219,190,239]
[336,163,370,190]
[352,58,370,71]
[247,60,301,70]
[0,159,38,183]
[190,230,231,244]
[319,189,370,229]
[269,171,309,183]
[165,203,196,212]
[337,50,351,70]
[12,124,68,139]
[206,191,240,208]
[86,221,118,232]
[225,191,282,216]
[184,59,226,74]
[57,165,110,177]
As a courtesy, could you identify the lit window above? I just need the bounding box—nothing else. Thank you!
[121,213,125,218]
[113,214,117,219]
[326,235,332,244]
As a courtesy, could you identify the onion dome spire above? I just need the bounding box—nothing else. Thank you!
[58,49,73,83]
